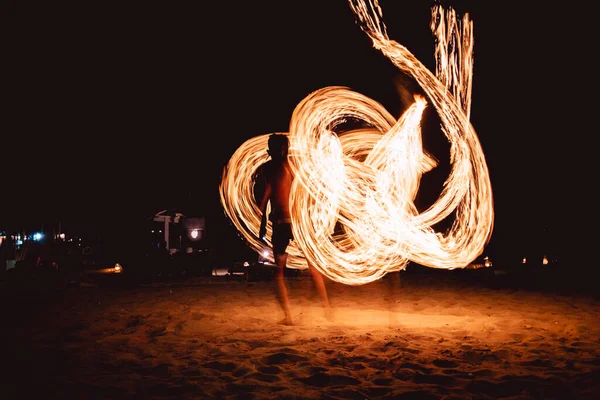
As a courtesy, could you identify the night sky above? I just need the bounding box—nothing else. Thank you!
[3,1,591,262]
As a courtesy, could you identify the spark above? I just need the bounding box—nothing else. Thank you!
[219,0,494,285]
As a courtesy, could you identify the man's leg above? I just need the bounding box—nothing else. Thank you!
[274,252,293,325]
[308,263,333,321]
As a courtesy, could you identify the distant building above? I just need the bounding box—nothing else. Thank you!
[150,209,206,253]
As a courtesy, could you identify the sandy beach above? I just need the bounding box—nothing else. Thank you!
[1,267,599,400]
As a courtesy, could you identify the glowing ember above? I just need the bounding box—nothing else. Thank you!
[219,0,494,285]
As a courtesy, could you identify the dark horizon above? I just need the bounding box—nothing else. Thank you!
[3,0,590,264]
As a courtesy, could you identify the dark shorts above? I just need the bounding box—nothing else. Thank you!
[272,223,294,254]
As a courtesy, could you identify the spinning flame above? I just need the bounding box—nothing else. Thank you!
[219,0,494,285]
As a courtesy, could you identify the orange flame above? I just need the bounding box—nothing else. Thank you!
[220,1,494,285]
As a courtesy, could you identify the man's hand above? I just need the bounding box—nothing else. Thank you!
[258,215,267,243]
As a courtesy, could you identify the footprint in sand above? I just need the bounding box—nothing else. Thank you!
[204,360,238,372]
[245,372,282,382]
[257,365,283,374]
[261,352,309,365]
[432,358,458,368]
[297,372,360,387]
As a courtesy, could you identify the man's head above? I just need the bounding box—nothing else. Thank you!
[267,134,289,161]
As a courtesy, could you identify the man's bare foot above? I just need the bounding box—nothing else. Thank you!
[279,317,294,326]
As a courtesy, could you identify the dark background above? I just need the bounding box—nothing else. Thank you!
[2,1,592,264]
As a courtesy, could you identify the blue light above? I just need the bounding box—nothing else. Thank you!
[33,232,43,241]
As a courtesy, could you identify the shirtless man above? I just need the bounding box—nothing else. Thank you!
[258,133,331,325]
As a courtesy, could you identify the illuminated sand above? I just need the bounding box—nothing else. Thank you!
[220,0,493,285]
[2,273,599,399]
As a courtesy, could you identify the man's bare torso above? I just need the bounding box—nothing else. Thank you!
[263,158,293,223]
